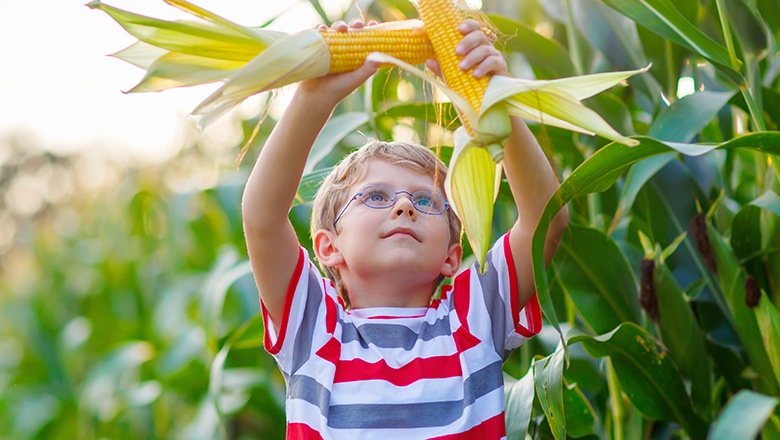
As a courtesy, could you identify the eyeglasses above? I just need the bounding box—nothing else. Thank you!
[333,185,450,227]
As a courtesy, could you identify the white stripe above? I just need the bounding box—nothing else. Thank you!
[330,376,465,406]
[339,334,458,363]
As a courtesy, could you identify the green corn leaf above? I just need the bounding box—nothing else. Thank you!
[611,90,736,230]
[659,231,687,262]
[487,14,577,78]
[755,293,780,390]
[708,223,779,395]
[562,378,597,438]
[293,168,333,208]
[731,191,780,296]
[596,0,740,75]
[505,367,535,440]
[553,225,639,334]
[709,390,779,440]
[534,346,566,440]
[532,132,780,348]
[304,113,370,174]
[569,323,708,440]
[649,91,737,142]
[651,259,711,413]
[379,103,459,125]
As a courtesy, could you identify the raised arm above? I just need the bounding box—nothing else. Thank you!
[451,20,569,309]
[503,116,569,308]
[242,21,378,328]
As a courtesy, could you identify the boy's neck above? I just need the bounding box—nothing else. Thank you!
[341,272,436,309]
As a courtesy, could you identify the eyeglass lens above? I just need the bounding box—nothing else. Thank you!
[360,185,445,214]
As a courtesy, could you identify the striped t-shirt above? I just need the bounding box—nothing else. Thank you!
[262,233,542,439]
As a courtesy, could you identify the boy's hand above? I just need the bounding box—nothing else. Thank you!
[425,19,509,79]
[298,19,380,108]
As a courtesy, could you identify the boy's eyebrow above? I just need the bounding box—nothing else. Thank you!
[363,182,441,194]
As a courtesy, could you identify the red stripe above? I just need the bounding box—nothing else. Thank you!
[315,337,341,366]
[503,234,520,329]
[452,269,471,333]
[453,325,480,353]
[503,233,542,338]
[430,412,506,439]
[263,247,306,355]
[334,354,462,386]
[441,284,453,300]
[519,293,542,337]
[451,265,484,355]
[287,423,324,440]
[324,286,337,334]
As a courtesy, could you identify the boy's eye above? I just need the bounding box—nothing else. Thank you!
[365,188,391,203]
[415,194,433,207]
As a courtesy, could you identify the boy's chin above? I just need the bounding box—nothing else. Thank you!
[372,256,443,278]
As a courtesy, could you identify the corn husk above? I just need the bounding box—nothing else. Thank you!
[88,0,284,94]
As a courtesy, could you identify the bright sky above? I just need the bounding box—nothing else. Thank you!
[0,0,355,162]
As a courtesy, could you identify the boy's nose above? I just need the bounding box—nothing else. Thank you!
[393,195,417,219]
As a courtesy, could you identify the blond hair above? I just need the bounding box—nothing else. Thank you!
[311,140,462,308]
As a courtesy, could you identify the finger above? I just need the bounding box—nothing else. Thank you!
[367,20,379,26]
[458,19,482,35]
[425,59,442,78]
[473,54,509,77]
[348,18,365,29]
[332,20,348,32]
[350,57,379,83]
[458,45,499,72]
[455,28,491,56]
[315,24,327,30]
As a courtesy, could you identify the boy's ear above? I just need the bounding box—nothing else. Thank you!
[313,229,344,267]
[440,242,463,278]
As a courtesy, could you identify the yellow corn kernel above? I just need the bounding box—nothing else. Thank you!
[320,28,436,73]
[415,0,489,136]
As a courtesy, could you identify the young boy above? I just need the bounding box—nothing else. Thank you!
[242,17,569,439]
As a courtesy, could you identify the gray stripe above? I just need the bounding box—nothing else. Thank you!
[462,360,504,405]
[340,316,452,350]
[323,360,504,429]
[288,374,331,417]
[329,401,461,429]
[290,267,325,374]
[475,249,509,356]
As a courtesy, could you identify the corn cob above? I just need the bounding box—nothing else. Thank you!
[321,27,435,73]
[415,0,488,135]
[415,0,509,160]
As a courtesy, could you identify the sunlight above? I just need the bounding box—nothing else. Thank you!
[676,76,695,99]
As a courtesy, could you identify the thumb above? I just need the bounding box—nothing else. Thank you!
[356,58,379,78]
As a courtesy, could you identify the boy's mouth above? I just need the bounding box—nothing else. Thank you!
[383,227,421,242]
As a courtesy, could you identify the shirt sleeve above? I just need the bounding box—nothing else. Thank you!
[260,246,336,376]
[452,233,542,360]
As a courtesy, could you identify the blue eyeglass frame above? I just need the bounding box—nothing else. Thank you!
[333,184,450,227]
